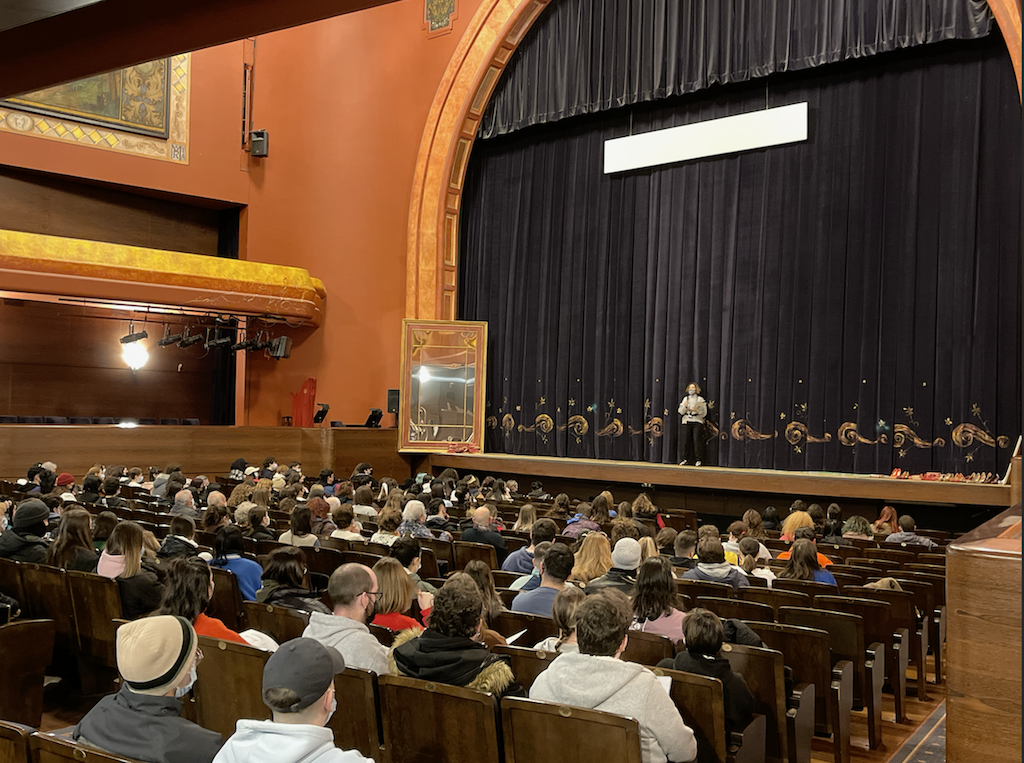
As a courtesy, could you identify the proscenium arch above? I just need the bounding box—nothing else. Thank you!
[406,0,1023,321]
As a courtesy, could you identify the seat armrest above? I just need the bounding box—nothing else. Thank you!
[727,713,766,763]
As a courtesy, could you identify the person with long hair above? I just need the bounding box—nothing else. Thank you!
[544,492,572,518]
[209,525,263,601]
[737,537,775,586]
[156,556,247,643]
[742,509,768,541]
[777,539,837,586]
[91,510,118,552]
[250,483,272,510]
[352,485,379,518]
[80,474,102,505]
[202,505,231,532]
[46,507,98,571]
[97,521,163,619]
[638,534,659,562]
[381,489,405,515]
[369,507,402,547]
[569,532,612,586]
[307,496,336,536]
[761,506,781,532]
[279,506,319,547]
[533,586,587,653]
[512,504,537,533]
[871,505,899,536]
[463,560,508,648]
[779,510,815,541]
[256,546,329,613]
[371,557,432,632]
[632,556,688,642]
[842,515,874,541]
[678,381,708,465]
[631,493,658,520]
[225,480,255,509]
[590,494,612,524]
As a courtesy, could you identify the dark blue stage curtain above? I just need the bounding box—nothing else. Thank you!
[478,0,993,140]
[458,33,1021,475]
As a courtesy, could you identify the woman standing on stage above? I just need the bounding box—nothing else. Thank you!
[678,382,708,466]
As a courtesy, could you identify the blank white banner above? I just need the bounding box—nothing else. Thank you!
[604,102,808,174]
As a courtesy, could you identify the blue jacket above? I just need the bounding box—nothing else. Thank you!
[211,555,263,602]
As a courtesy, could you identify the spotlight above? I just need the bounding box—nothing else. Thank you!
[179,329,204,348]
[120,321,148,344]
[122,342,149,370]
[157,327,183,347]
[206,335,232,349]
[230,337,256,352]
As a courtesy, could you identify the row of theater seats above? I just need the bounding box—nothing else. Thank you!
[0,416,201,425]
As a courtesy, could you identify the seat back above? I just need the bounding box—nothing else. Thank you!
[492,611,558,647]
[0,558,26,615]
[241,601,310,644]
[453,541,498,571]
[865,548,916,567]
[501,696,643,763]
[0,620,56,727]
[491,571,522,588]
[378,675,501,763]
[369,623,396,647]
[650,666,727,763]
[302,546,346,579]
[721,642,790,763]
[491,645,558,691]
[193,635,271,739]
[19,564,77,658]
[419,537,454,570]
[696,596,774,624]
[0,720,31,763]
[778,606,867,699]
[208,567,247,632]
[676,579,734,600]
[29,732,143,763]
[66,571,122,668]
[771,578,838,598]
[329,667,383,762]
[621,629,675,666]
[735,586,810,617]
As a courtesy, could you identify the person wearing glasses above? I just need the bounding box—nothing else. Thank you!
[302,563,389,675]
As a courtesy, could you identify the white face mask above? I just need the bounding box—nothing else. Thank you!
[174,666,198,698]
[326,697,337,724]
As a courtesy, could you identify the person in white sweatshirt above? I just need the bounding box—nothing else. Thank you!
[529,590,698,763]
[677,382,708,466]
[213,638,369,763]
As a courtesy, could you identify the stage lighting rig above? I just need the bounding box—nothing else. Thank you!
[157,327,183,347]
[178,328,204,348]
[120,322,148,344]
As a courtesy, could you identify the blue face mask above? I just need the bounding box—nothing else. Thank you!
[174,666,198,698]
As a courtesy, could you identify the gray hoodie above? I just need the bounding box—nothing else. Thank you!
[302,612,389,676]
[213,720,367,763]
[529,653,697,763]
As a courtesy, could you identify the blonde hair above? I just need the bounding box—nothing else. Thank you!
[106,521,144,578]
[371,557,416,616]
[551,586,587,649]
[383,490,404,514]
[597,490,615,509]
[571,533,612,584]
[631,493,656,516]
[512,504,537,532]
[780,510,814,540]
[638,536,658,562]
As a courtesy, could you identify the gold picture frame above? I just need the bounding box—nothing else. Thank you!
[399,319,487,452]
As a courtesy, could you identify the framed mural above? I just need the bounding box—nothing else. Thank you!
[0,54,190,164]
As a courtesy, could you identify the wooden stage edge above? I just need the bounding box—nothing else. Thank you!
[426,452,1020,510]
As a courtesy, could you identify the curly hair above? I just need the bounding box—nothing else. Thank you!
[430,573,483,638]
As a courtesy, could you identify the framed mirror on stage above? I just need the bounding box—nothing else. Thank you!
[399,319,487,452]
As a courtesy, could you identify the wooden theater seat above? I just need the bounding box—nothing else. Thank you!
[19,564,76,662]
[0,619,56,727]
[329,667,384,762]
[453,541,498,571]
[0,720,33,763]
[621,629,675,666]
[771,579,838,598]
[676,579,734,600]
[193,636,271,739]
[501,696,643,763]
[491,645,557,691]
[208,567,248,632]
[29,732,147,763]
[241,601,310,644]
[492,611,558,648]
[696,596,774,624]
[735,588,810,618]
[66,571,121,669]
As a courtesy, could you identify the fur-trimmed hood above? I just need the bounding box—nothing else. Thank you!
[389,628,517,696]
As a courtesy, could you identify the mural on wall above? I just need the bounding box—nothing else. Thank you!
[0,54,190,164]
[425,0,457,37]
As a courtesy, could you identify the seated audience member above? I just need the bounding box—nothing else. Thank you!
[777,539,838,587]
[213,638,370,763]
[245,505,277,541]
[333,480,355,506]
[369,507,402,547]
[56,471,77,493]
[46,507,99,571]
[511,503,536,532]
[97,521,164,619]
[562,501,602,539]
[569,532,613,587]
[169,488,199,520]
[308,497,337,536]
[737,537,776,586]
[303,563,389,675]
[463,560,508,647]
[742,509,769,541]
[586,538,641,596]
[351,485,379,518]
[425,497,459,534]
[807,503,826,533]
[682,538,750,590]
[203,505,232,532]
[0,499,51,563]
[655,527,678,557]
[631,556,687,642]
[371,557,432,632]
[841,515,874,541]
[206,489,228,512]
[821,519,852,546]
[885,515,939,548]
[227,458,248,481]
[527,481,552,501]
[761,505,781,532]
[543,492,572,518]
[610,518,641,544]
[510,541,550,591]
[723,521,772,561]
[396,500,438,540]
[233,503,253,534]
[638,536,659,562]
[79,474,103,505]
[460,507,509,563]
[775,526,835,567]
[209,525,264,602]
[871,505,899,536]
[157,556,248,644]
[631,493,659,520]
[256,547,330,614]
[158,516,201,559]
[502,517,558,575]
[330,504,364,541]
[657,608,756,740]
[530,590,697,763]
[534,586,587,652]
[279,507,320,547]
[75,615,223,763]
[92,510,118,552]
[99,477,129,509]
[226,479,256,509]
[512,542,574,616]
[391,574,521,697]
[780,510,815,542]
[391,537,437,594]
[669,531,698,570]
[316,468,336,497]
[259,456,278,482]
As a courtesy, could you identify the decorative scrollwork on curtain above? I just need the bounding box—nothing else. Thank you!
[501,414,516,434]
[838,422,888,445]
[628,417,664,437]
[892,424,945,449]
[731,419,776,441]
[485,415,498,429]
[951,423,1010,448]
[518,414,555,433]
[596,418,624,437]
[784,421,833,446]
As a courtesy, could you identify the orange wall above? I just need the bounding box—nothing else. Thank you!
[241,0,484,425]
[0,43,250,204]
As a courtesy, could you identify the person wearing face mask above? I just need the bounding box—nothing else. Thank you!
[677,382,708,466]
[74,615,223,763]
[301,563,390,676]
[213,638,369,762]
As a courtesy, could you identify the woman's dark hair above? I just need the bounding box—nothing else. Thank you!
[82,474,102,496]
[463,560,503,626]
[203,505,231,530]
[822,519,844,540]
[156,556,213,622]
[353,485,375,506]
[246,506,268,532]
[762,506,780,524]
[229,458,247,473]
[438,467,459,482]
[431,574,483,638]
[633,556,683,622]
[737,536,762,574]
[263,546,307,589]
[545,493,571,518]
[290,506,313,536]
[376,507,402,534]
[92,510,119,540]
[46,508,94,568]
[826,503,843,521]
[778,539,821,581]
[214,524,246,561]
[590,494,611,524]
[36,469,57,495]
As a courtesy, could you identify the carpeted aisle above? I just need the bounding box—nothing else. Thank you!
[887,702,946,763]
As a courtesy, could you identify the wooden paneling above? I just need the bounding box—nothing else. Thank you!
[0,167,225,256]
[334,426,410,483]
[946,506,1022,763]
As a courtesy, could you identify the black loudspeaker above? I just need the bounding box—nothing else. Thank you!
[312,404,330,424]
[364,408,383,428]
[269,336,292,359]
[387,389,400,414]
[250,129,269,157]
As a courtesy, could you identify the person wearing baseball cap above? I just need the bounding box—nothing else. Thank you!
[213,638,369,762]
[0,498,51,563]
[74,615,223,763]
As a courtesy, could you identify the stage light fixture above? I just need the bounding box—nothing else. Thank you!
[120,321,148,344]
[230,337,257,351]
[157,327,183,347]
[178,329,204,348]
[122,342,149,370]
[206,335,233,349]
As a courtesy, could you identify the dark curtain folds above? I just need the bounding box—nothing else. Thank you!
[459,35,1021,474]
[479,0,993,139]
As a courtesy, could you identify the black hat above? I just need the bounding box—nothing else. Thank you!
[13,499,49,529]
[262,638,345,712]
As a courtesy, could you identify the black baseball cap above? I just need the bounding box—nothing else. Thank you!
[262,638,345,712]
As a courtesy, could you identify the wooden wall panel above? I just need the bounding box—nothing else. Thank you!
[333,427,411,483]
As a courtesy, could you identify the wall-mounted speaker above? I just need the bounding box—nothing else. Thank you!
[268,336,292,359]
[250,129,269,157]
[387,389,399,414]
